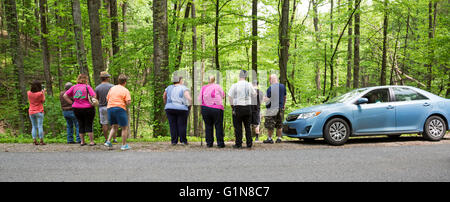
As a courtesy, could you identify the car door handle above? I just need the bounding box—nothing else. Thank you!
[423,103,431,107]
[387,105,394,109]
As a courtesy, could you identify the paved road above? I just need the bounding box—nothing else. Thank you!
[1,143,450,182]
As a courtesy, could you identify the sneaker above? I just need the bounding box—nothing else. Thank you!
[263,139,274,144]
[104,141,112,147]
[276,138,282,143]
[113,139,118,143]
[121,144,131,151]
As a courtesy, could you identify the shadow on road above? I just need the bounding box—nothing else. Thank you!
[284,135,450,146]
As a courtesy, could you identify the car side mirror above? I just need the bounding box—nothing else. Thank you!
[356,98,369,105]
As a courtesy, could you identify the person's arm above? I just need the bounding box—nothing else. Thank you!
[63,93,73,105]
[89,86,96,98]
[41,91,46,103]
[163,91,167,105]
[184,90,192,106]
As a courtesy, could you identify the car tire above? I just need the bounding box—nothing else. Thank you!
[323,118,350,146]
[423,116,446,141]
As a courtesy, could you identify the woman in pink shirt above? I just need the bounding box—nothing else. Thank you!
[63,74,97,146]
[198,75,225,148]
[28,80,46,145]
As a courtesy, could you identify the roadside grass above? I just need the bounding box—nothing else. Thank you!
[0,132,264,144]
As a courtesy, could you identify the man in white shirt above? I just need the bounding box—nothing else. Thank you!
[228,70,256,148]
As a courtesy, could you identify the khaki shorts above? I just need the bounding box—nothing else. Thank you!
[264,108,284,130]
[99,106,109,125]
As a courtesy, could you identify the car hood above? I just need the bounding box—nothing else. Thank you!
[289,103,344,115]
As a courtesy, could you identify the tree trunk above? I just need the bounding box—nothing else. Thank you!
[122,1,127,33]
[353,0,360,88]
[426,1,437,91]
[312,0,321,91]
[72,0,90,79]
[346,0,352,88]
[380,0,388,86]
[191,1,199,137]
[329,0,334,93]
[214,0,220,70]
[39,0,52,96]
[87,0,105,86]
[110,0,120,57]
[4,0,28,134]
[153,0,169,137]
[251,0,257,74]
[174,1,192,70]
[279,0,289,86]
[55,1,63,92]
[400,8,410,78]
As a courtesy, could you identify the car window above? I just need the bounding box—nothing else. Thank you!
[393,87,429,101]
[361,89,390,104]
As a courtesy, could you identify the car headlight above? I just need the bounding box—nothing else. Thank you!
[297,112,321,119]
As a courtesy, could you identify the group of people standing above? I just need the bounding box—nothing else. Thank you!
[27,69,286,150]
[28,71,132,150]
[164,70,286,149]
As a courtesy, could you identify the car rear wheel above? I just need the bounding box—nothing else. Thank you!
[423,116,446,141]
[323,118,350,146]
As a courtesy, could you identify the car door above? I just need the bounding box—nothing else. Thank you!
[392,87,431,132]
[353,88,396,134]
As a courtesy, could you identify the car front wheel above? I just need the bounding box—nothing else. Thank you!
[423,116,446,141]
[323,118,350,146]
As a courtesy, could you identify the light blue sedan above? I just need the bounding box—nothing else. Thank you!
[282,86,450,145]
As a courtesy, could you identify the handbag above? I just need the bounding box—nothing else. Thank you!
[85,85,99,107]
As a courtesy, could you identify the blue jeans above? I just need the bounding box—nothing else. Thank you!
[63,110,80,143]
[29,112,44,139]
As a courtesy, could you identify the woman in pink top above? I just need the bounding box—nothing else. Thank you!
[63,74,97,146]
[199,75,225,148]
[28,80,46,145]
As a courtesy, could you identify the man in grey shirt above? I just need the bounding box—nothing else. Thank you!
[95,71,116,143]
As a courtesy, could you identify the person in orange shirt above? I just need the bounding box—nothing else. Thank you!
[28,80,46,145]
[104,74,132,151]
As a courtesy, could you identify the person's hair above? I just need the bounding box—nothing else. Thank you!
[64,82,73,91]
[76,74,89,84]
[209,75,215,83]
[30,80,42,93]
[173,76,183,84]
[101,77,110,82]
[118,74,128,85]
[239,70,248,78]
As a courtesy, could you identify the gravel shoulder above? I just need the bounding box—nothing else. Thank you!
[1,133,449,152]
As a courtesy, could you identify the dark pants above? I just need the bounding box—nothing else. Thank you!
[232,105,252,147]
[73,107,95,134]
[166,109,189,144]
[201,106,224,147]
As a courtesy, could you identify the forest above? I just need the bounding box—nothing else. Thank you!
[0,0,448,140]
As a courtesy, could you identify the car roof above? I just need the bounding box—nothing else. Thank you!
[357,85,444,100]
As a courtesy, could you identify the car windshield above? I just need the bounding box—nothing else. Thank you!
[326,88,367,104]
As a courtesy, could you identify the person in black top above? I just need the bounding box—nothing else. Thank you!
[250,80,264,141]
